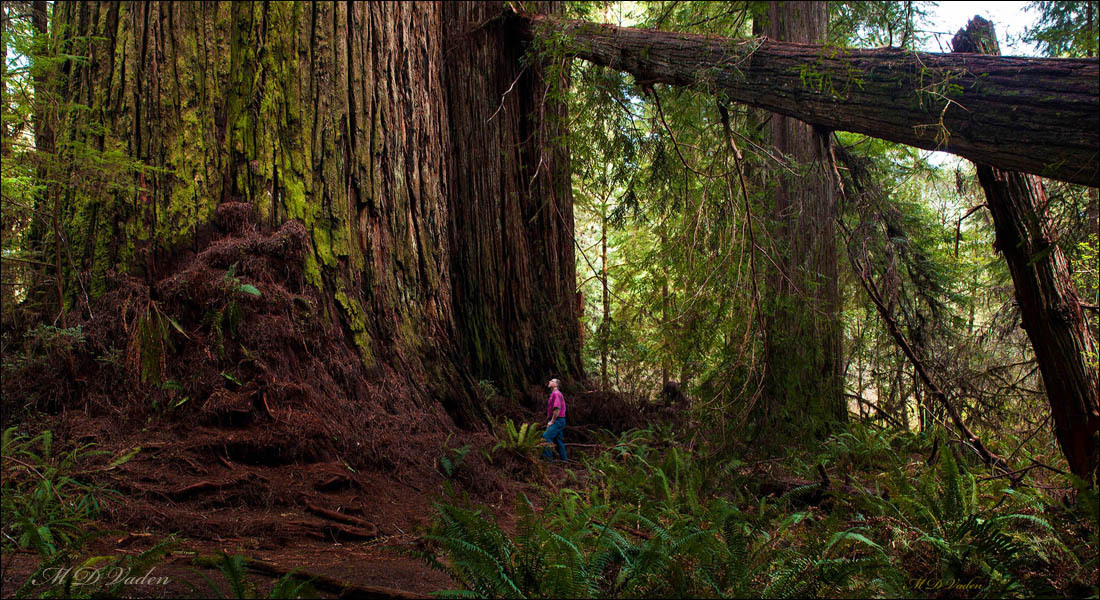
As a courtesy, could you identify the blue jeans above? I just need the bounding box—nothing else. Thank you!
[542,418,567,462]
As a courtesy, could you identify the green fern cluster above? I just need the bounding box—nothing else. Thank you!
[422,427,896,598]
[438,437,471,480]
[1068,482,1099,595]
[814,421,926,472]
[1,427,117,558]
[422,490,897,598]
[492,418,543,455]
[860,440,1068,596]
[422,421,1100,598]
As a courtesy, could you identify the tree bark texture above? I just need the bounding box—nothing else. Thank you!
[759,1,846,436]
[47,1,580,424]
[443,2,582,394]
[518,12,1100,187]
[954,18,1100,483]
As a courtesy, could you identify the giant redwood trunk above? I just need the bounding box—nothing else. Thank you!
[45,1,580,426]
[759,1,845,435]
[953,19,1100,483]
[516,12,1100,187]
[443,3,582,395]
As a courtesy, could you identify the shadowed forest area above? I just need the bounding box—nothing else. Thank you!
[1,1,1098,598]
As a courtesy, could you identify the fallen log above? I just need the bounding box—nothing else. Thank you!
[313,474,354,492]
[283,519,378,542]
[749,464,874,506]
[319,522,378,541]
[515,12,1099,187]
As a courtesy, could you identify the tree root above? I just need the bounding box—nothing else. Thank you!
[244,558,427,599]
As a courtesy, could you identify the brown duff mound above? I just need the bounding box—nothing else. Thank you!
[2,204,497,542]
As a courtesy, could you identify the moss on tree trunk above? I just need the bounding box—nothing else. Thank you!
[45,1,581,425]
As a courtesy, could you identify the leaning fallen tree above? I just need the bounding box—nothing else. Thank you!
[516,13,1100,187]
[953,18,1099,485]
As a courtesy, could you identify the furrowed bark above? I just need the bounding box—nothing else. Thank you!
[45,1,582,425]
[759,1,846,437]
[516,12,1100,187]
[955,18,1100,484]
[443,2,582,395]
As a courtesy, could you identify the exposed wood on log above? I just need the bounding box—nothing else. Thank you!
[515,12,1100,187]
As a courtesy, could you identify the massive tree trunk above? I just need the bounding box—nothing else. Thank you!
[516,12,1100,187]
[954,18,1100,484]
[759,1,845,435]
[44,1,580,425]
[443,3,582,395]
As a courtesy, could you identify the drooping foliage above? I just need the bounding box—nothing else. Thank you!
[560,0,1097,474]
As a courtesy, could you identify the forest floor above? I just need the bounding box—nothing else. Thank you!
[0,405,602,598]
[0,201,653,598]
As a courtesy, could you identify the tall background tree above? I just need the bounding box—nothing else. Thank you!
[758,0,846,436]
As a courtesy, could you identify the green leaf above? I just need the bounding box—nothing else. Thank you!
[164,315,191,339]
[108,446,142,469]
[237,284,262,297]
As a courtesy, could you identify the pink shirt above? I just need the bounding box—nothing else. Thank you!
[547,389,566,420]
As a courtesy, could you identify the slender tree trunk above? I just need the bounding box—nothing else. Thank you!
[661,275,669,389]
[0,3,9,316]
[30,1,50,153]
[516,12,1100,186]
[600,202,609,386]
[28,0,64,323]
[758,1,845,436]
[45,1,581,425]
[954,18,1100,483]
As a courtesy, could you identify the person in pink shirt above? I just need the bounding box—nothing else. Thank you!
[542,378,567,462]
